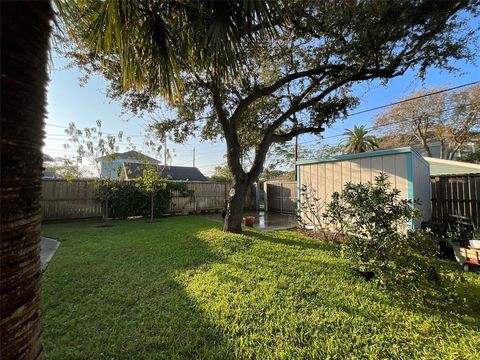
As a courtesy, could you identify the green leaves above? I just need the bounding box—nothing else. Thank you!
[342,125,379,154]
[324,173,439,293]
[55,0,286,101]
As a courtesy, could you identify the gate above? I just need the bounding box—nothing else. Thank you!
[265,181,297,214]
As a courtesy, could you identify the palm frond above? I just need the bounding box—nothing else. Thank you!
[55,0,287,102]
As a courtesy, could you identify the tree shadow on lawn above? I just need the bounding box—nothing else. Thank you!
[42,220,233,359]
[243,228,337,252]
[241,228,480,334]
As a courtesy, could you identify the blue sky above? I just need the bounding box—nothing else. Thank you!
[44,19,479,176]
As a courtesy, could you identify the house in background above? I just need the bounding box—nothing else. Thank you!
[412,139,479,161]
[121,162,208,181]
[424,157,480,176]
[42,153,59,179]
[98,150,160,179]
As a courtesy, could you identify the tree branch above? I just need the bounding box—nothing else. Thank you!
[210,80,245,177]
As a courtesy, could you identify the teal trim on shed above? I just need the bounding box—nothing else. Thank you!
[295,147,426,166]
[296,147,414,166]
[411,149,430,168]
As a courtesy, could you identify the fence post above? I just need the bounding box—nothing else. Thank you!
[264,182,268,212]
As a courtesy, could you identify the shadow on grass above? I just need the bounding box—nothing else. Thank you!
[244,227,480,333]
[243,228,337,252]
[42,219,232,359]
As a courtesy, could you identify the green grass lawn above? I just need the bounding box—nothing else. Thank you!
[42,217,480,359]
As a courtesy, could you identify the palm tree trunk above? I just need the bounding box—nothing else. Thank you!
[1,2,52,359]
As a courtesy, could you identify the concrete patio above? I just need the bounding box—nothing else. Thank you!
[40,237,60,272]
[203,210,297,231]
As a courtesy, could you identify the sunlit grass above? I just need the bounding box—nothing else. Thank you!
[42,217,480,359]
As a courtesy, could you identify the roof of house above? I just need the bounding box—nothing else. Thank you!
[97,150,159,163]
[296,147,427,166]
[423,157,480,176]
[43,154,54,162]
[123,162,208,181]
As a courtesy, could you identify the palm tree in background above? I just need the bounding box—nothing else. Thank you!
[342,125,379,154]
[1,1,284,358]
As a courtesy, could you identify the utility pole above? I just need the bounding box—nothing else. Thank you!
[164,137,167,166]
[193,147,195,167]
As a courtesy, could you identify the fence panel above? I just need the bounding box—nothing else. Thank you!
[265,181,297,214]
[41,180,255,220]
[430,174,480,226]
[41,179,102,220]
[169,181,229,213]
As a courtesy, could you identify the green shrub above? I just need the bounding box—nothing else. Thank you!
[95,180,192,219]
[325,173,438,291]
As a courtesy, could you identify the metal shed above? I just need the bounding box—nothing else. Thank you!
[296,147,431,229]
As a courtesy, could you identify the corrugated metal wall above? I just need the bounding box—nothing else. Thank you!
[299,153,408,205]
[298,150,430,229]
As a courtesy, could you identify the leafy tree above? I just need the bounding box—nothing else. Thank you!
[375,85,480,159]
[210,163,234,183]
[44,157,83,180]
[55,0,284,100]
[58,2,478,232]
[95,178,115,224]
[64,120,130,177]
[463,149,480,163]
[138,165,165,223]
[342,125,379,154]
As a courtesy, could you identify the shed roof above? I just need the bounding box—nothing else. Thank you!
[296,147,425,166]
[423,157,480,176]
[123,162,208,181]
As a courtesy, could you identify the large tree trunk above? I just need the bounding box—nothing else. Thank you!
[223,176,250,233]
[1,2,52,359]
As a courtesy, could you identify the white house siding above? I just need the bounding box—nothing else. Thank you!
[297,148,430,230]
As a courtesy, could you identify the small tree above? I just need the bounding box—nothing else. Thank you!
[95,178,115,224]
[324,174,438,290]
[138,165,163,223]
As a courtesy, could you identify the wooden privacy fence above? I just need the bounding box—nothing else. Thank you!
[41,179,256,220]
[41,179,102,220]
[265,181,297,214]
[430,174,480,226]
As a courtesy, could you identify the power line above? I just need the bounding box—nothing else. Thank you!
[297,100,480,147]
[44,80,479,157]
[347,81,479,117]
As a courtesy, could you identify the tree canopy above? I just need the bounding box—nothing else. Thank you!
[55,0,284,100]
[57,0,479,231]
[375,84,480,159]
